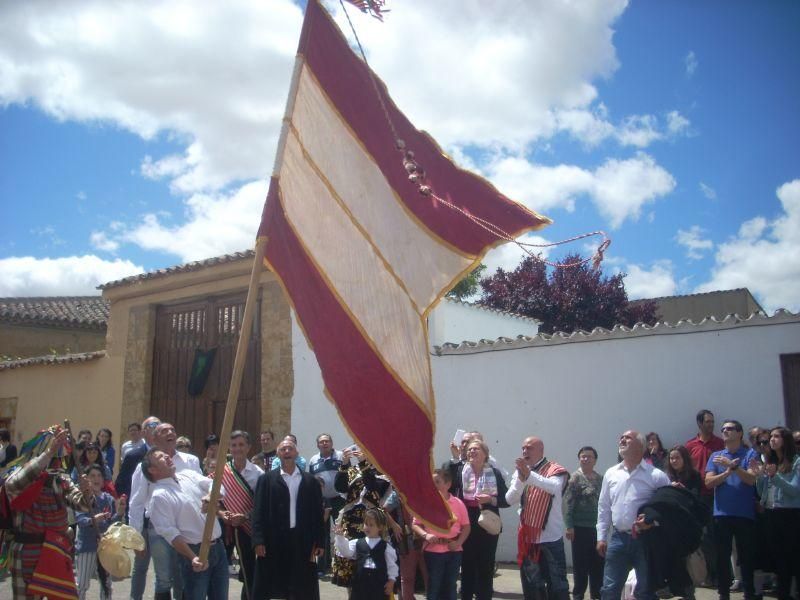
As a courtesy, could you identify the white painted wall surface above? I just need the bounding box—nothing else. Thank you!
[428,299,539,346]
[290,314,800,562]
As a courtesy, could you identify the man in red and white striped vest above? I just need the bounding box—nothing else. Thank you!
[505,437,570,600]
[219,430,263,600]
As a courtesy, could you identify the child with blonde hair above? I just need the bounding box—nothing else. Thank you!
[335,507,398,599]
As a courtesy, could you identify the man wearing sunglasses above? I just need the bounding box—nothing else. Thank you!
[705,420,760,600]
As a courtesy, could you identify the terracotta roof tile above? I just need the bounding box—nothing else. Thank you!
[0,297,109,330]
[98,250,255,290]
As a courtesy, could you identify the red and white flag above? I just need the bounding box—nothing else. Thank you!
[258,0,550,529]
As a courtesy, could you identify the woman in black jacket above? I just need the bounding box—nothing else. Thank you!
[666,445,702,495]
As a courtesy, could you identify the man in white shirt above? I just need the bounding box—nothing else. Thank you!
[596,430,670,600]
[252,438,324,599]
[219,430,264,600]
[143,449,228,600]
[129,422,202,600]
[506,436,570,600]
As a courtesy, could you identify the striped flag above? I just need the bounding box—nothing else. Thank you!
[258,0,550,529]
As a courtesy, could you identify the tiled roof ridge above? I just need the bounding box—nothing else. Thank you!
[0,296,109,329]
[433,309,799,355]
[443,297,539,323]
[98,250,256,290]
[0,350,106,372]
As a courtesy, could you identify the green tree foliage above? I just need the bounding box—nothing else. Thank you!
[446,264,487,301]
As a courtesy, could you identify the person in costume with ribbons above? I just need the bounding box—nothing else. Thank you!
[2,426,93,600]
[219,430,263,600]
[505,436,570,600]
[331,446,393,590]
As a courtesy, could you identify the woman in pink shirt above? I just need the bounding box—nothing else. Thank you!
[413,468,471,600]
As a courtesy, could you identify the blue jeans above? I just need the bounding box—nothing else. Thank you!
[424,550,461,600]
[520,539,570,599]
[148,525,184,597]
[600,530,654,600]
[130,535,150,600]
[180,539,229,600]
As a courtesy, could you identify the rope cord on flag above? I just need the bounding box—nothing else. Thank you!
[338,0,611,270]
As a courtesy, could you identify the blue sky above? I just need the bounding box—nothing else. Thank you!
[1,0,798,313]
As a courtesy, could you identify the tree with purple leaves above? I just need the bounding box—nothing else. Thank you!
[479,253,659,335]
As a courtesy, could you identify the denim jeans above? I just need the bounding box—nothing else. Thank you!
[180,539,229,600]
[424,550,461,600]
[600,530,654,600]
[129,533,150,600]
[520,539,570,599]
[148,525,183,597]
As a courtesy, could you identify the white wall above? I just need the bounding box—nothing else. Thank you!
[428,299,538,346]
[291,313,800,562]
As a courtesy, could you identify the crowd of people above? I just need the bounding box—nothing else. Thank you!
[0,411,798,600]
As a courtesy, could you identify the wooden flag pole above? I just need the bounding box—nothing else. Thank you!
[197,236,266,562]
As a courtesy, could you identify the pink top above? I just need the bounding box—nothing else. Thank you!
[414,494,470,553]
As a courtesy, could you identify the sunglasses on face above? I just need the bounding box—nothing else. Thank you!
[721,426,739,432]
[757,440,769,446]
[145,422,161,429]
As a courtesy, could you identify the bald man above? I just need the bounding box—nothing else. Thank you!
[252,438,324,600]
[596,430,669,600]
[506,437,570,600]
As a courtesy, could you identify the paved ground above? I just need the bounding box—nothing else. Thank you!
[0,562,739,599]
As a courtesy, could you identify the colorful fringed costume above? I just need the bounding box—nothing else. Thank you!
[4,444,91,599]
[331,460,392,588]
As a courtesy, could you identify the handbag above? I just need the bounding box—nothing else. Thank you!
[477,509,502,535]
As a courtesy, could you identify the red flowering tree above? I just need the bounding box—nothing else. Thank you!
[478,253,659,334]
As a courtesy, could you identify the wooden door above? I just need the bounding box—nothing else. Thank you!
[781,353,800,430]
[150,294,261,452]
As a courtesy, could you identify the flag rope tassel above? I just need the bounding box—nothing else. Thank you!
[338,0,610,269]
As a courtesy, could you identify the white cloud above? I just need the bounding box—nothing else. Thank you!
[666,110,690,136]
[482,234,552,277]
[488,152,675,229]
[699,181,717,200]
[675,225,713,260]
[592,153,676,227]
[90,231,119,253]
[0,255,143,296]
[616,114,661,147]
[0,0,302,194]
[696,179,800,313]
[624,260,677,299]
[554,108,690,148]
[685,50,698,77]
[0,0,630,195]
[103,180,268,263]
